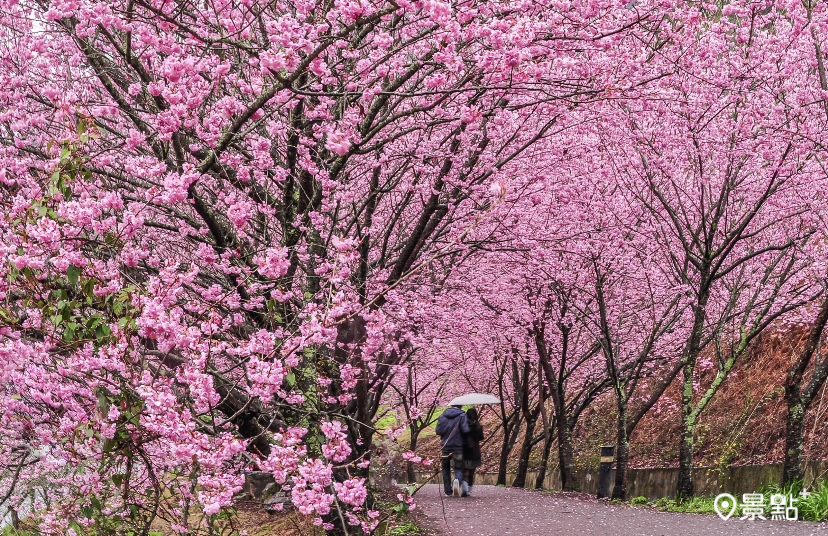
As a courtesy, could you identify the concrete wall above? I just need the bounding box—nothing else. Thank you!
[414,460,828,499]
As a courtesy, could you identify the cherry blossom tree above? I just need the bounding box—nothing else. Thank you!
[0,0,679,531]
[782,296,828,485]
[9,0,828,528]
[777,0,828,488]
[588,251,686,500]
[387,356,450,484]
[419,266,531,486]
[609,70,822,499]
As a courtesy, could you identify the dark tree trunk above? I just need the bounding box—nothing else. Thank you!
[676,368,696,500]
[676,294,708,501]
[782,397,806,485]
[558,417,576,491]
[534,324,578,491]
[783,295,828,485]
[512,414,538,488]
[407,429,420,484]
[676,433,695,499]
[497,442,510,486]
[534,427,555,489]
[497,419,522,486]
[611,403,629,500]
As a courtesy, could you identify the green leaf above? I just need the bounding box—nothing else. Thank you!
[82,279,95,297]
[392,502,409,514]
[66,265,80,285]
[95,324,111,339]
[63,324,75,341]
[286,373,296,387]
[86,314,102,329]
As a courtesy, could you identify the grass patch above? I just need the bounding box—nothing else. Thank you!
[373,405,401,440]
[1,529,37,536]
[375,412,398,432]
[652,496,716,514]
[381,520,425,535]
[630,481,828,522]
[760,480,828,522]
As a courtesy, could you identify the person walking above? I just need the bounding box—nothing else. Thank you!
[436,405,469,497]
[462,407,484,497]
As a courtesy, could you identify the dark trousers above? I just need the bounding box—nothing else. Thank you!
[441,450,464,494]
[464,466,477,488]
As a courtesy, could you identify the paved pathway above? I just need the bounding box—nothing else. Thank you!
[414,485,828,535]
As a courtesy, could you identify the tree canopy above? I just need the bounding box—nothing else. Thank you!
[3,0,828,533]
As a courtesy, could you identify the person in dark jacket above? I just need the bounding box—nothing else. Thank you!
[436,405,469,496]
[462,408,484,496]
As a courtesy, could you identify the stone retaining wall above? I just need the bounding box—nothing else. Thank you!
[412,460,828,499]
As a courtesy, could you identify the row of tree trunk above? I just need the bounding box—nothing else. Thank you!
[483,293,828,498]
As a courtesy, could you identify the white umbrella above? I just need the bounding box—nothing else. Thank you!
[447,393,501,406]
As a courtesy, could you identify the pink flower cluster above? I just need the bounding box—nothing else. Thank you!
[334,477,368,507]
[255,246,290,279]
[321,420,351,463]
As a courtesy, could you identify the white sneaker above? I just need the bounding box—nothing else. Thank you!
[452,478,461,497]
